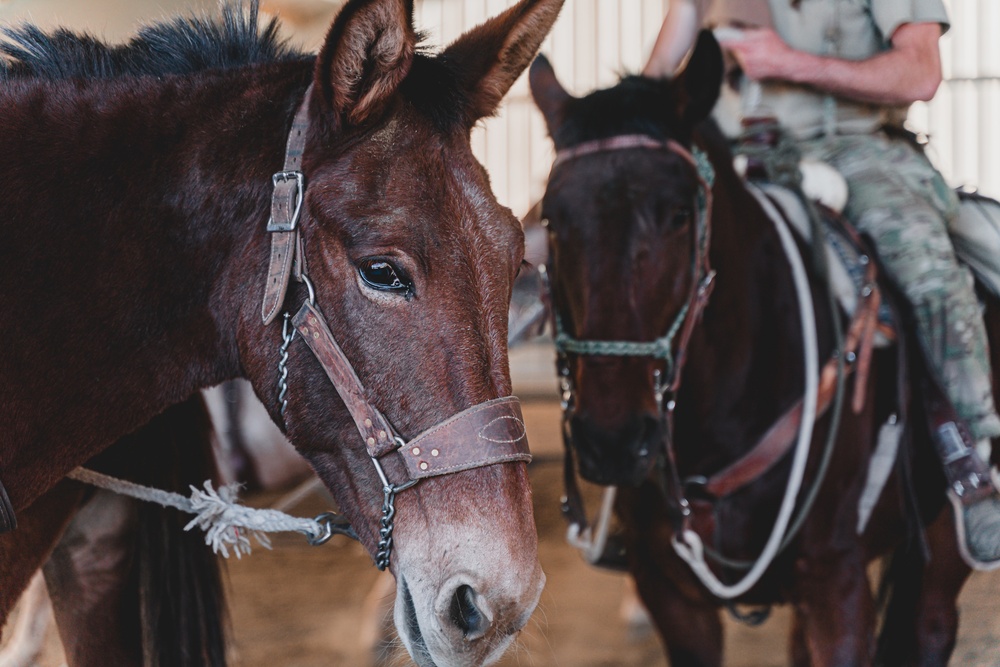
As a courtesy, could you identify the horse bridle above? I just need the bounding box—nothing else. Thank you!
[543,135,717,551]
[261,85,532,570]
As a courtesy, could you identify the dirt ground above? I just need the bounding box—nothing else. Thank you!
[5,399,1000,666]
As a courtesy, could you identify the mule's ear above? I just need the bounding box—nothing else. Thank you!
[315,0,417,128]
[674,30,723,125]
[529,54,572,136]
[441,0,564,126]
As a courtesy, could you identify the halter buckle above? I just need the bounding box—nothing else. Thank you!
[267,170,305,232]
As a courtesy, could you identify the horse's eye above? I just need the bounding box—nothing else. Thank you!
[671,207,693,227]
[358,258,410,293]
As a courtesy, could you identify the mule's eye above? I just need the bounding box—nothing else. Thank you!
[358,258,410,293]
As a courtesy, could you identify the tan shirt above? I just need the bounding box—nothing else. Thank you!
[694,0,949,139]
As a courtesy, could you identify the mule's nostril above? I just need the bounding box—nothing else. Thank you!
[449,584,487,638]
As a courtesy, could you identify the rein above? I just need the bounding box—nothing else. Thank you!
[261,85,531,570]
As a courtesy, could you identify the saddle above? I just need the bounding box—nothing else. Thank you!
[750,170,1000,537]
[760,163,1000,328]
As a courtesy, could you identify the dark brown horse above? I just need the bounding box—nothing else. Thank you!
[529,33,979,666]
[0,0,564,665]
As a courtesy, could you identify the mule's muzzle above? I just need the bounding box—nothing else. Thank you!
[571,413,660,486]
[397,564,545,667]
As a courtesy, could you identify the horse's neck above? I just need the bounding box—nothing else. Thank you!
[679,150,831,469]
[0,65,310,508]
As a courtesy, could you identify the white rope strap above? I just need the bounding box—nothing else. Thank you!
[669,183,820,599]
[67,467,330,559]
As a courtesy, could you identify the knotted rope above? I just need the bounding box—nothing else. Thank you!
[67,467,336,559]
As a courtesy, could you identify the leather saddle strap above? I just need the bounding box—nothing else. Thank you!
[261,85,314,325]
[704,260,881,498]
[0,473,15,532]
[292,301,400,458]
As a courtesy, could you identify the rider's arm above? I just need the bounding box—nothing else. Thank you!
[642,0,700,78]
[720,21,943,105]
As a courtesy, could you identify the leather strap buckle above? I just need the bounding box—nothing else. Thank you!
[267,171,305,233]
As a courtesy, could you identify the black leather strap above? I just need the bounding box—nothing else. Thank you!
[0,473,16,533]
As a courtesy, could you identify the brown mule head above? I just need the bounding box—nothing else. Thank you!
[529,33,722,487]
[238,0,563,664]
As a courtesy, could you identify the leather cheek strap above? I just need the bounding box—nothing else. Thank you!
[261,85,313,325]
[293,300,400,458]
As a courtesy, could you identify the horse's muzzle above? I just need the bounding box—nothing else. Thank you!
[570,413,660,486]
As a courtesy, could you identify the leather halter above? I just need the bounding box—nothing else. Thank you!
[261,85,531,568]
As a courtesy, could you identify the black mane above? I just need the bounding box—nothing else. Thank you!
[553,75,683,148]
[0,1,479,133]
[0,1,305,81]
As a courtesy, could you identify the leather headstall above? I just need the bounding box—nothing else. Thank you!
[260,85,532,568]
[546,135,716,539]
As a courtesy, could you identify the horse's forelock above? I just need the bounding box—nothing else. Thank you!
[553,75,683,148]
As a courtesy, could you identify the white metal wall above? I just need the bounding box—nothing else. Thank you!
[910,0,1000,197]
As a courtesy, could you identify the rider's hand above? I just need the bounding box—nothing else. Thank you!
[717,28,795,82]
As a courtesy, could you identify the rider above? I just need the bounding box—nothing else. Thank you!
[643,0,1000,569]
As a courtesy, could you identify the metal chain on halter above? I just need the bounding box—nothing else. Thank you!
[278,312,296,416]
[653,368,691,533]
[375,484,401,570]
[372,440,418,570]
[275,274,315,417]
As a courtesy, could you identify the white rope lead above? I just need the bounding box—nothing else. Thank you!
[67,467,328,559]
[669,184,821,599]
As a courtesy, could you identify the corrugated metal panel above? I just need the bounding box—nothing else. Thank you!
[893,0,999,196]
[415,0,669,217]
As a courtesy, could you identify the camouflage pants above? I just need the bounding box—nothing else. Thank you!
[800,133,1000,440]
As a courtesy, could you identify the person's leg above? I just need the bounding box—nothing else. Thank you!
[803,133,1000,567]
